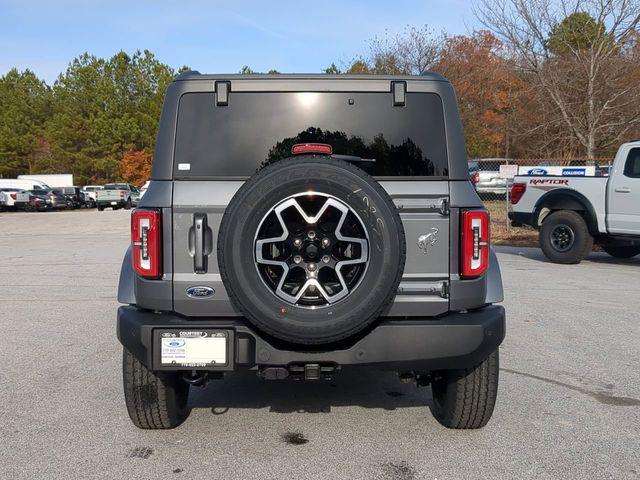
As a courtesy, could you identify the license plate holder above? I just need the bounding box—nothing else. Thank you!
[153,329,233,370]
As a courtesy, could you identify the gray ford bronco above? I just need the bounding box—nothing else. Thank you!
[117,72,506,430]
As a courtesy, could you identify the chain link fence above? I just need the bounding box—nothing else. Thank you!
[468,157,612,245]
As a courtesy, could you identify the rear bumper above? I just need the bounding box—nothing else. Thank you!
[476,186,507,194]
[117,305,506,372]
[98,199,126,207]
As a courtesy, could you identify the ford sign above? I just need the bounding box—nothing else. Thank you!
[186,286,215,298]
[527,168,548,175]
[168,339,186,348]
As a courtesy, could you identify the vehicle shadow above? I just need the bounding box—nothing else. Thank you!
[188,368,432,414]
[493,245,640,266]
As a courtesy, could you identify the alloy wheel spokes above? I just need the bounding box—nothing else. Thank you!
[255,193,369,307]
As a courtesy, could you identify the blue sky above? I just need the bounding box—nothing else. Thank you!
[0,0,477,84]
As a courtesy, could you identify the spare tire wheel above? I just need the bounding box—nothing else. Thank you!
[217,156,406,345]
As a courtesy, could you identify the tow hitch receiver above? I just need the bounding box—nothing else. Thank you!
[258,363,338,381]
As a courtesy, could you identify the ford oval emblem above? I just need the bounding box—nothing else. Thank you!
[528,168,548,175]
[186,286,215,298]
[168,339,185,348]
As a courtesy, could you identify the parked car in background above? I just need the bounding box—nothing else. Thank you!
[17,174,74,188]
[27,190,53,211]
[59,186,90,209]
[471,159,511,198]
[82,185,103,204]
[0,178,51,192]
[32,189,68,209]
[0,188,30,210]
[468,161,479,180]
[510,141,640,263]
[96,183,140,211]
[469,158,511,200]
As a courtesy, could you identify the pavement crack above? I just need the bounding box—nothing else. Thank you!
[501,368,640,407]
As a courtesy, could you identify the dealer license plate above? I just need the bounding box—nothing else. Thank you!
[160,331,227,367]
[110,201,117,205]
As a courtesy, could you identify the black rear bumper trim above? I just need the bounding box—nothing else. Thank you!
[117,305,505,372]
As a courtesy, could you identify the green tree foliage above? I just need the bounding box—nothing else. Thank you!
[0,69,51,177]
[547,12,611,55]
[239,66,280,74]
[323,63,341,74]
[346,59,371,74]
[46,50,176,184]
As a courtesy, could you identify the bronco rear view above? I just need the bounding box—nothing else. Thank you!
[117,72,505,430]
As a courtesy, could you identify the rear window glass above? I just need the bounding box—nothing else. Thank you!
[104,184,128,190]
[174,92,448,178]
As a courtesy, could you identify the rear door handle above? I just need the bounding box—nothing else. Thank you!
[614,187,631,193]
[194,213,208,273]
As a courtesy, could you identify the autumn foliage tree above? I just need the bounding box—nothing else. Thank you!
[341,28,524,158]
[475,0,640,159]
[119,150,152,185]
[435,31,522,158]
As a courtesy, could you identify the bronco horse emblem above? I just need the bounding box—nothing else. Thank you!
[417,228,439,254]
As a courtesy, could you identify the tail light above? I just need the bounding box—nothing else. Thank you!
[510,183,526,205]
[120,191,125,198]
[460,209,490,279]
[472,172,479,184]
[291,143,333,155]
[10,193,17,200]
[132,209,162,278]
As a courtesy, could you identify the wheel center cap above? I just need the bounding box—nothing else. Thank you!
[305,243,318,259]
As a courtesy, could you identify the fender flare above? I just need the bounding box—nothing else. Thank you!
[117,246,136,304]
[533,188,599,235]
[485,248,504,304]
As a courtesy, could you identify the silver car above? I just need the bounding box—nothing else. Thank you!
[471,158,511,197]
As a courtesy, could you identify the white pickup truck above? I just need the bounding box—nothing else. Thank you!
[509,141,640,263]
[96,183,140,211]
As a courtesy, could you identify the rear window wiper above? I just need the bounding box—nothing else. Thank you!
[331,154,376,164]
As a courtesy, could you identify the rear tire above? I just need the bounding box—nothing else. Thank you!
[122,348,190,429]
[602,244,640,259]
[539,210,593,264]
[430,349,499,429]
[97,205,104,211]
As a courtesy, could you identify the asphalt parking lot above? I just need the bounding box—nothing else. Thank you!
[1,209,638,480]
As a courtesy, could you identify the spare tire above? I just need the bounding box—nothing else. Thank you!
[217,156,405,346]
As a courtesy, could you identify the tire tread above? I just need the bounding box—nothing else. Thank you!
[430,349,499,429]
[122,348,190,429]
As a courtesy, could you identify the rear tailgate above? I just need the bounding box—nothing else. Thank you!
[168,83,454,318]
[171,180,450,317]
[15,191,30,203]
[97,190,123,202]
